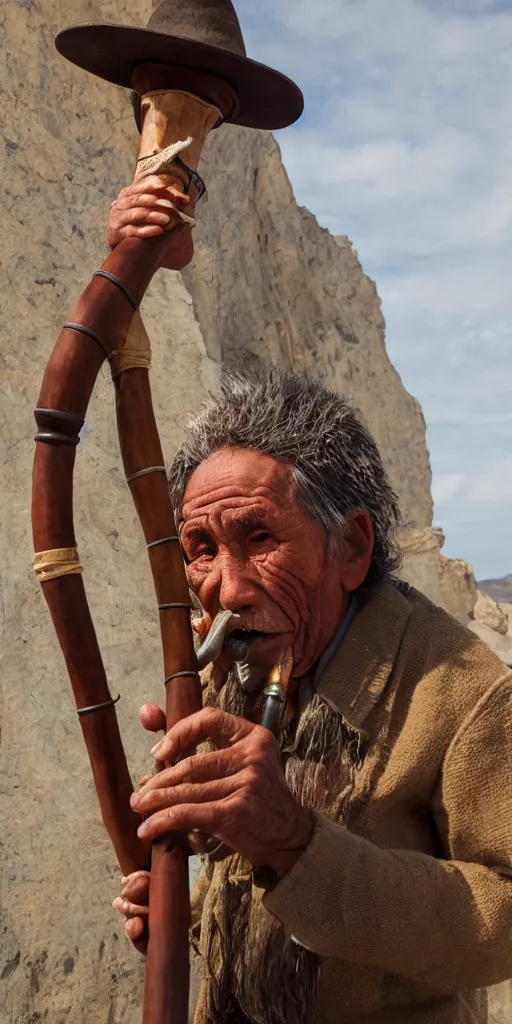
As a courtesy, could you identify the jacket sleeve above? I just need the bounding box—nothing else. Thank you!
[263,673,512,991]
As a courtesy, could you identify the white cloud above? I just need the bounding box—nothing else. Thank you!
[434,457,512,507]
[432,471,467,505]
[237,0,512,578]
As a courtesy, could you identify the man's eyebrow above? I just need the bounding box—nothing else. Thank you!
[236,509,272,528]
[179,524,211,541]
[180,507,274,535]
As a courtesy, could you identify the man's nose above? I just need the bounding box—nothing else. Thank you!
[217,551,259,613]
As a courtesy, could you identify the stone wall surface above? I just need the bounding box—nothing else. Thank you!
[0,0,509,1022]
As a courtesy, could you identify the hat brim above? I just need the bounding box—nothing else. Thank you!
[55,24,304,131]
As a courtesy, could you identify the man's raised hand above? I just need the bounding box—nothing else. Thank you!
[106,175,195,270]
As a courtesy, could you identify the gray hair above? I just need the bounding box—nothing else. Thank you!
[170,368,402,589]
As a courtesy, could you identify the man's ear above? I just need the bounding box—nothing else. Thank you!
[338,508,374,592]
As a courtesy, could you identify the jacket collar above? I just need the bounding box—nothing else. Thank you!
[316,581,413,730]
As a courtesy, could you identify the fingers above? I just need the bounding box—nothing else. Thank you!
[106,173,198,270]
[120,870,151,905]
[106,181,192,250]
[113,869,150,955]
[112,895,149,917]
[135,747,240,798]
[136,801,223,843]
[131,774,241,818]
[139,703,166,734]
[125,916,148,955]
[114,194,177,213]
[113,870,150,954]
[110,223,167,242]
[117,176,192,201]
[114,206,174,229]
[150,708,255,764]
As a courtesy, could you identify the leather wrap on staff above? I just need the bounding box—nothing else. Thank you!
[32,74,233,1024]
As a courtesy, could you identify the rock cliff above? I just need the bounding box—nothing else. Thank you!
[0,1,508,1022]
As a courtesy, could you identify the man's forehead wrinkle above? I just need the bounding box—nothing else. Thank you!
[221,504,279,529]
[182,456,297,517]
[182,496,266,526]
[182,486,292,524]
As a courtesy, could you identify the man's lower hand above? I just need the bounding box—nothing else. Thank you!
[112,870,150,955]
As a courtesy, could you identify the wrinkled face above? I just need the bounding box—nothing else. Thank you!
[180,448,372,677]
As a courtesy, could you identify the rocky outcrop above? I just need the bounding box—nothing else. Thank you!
[0,1,506,1022]
[467,621,512,666]
[474,591,509,636]
[502,603,512,634]
[399,526,477,620]
[439,555,478,621]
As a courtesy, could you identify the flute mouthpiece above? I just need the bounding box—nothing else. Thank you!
[268,647,294,691]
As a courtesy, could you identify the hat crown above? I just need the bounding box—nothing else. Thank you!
[147,0,246,57]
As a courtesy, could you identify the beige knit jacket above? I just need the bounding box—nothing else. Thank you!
[193,582,512,1023]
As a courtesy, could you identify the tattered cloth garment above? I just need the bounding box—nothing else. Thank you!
[195,670,364,1024]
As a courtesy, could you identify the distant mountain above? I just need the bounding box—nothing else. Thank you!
[478,574,512,605]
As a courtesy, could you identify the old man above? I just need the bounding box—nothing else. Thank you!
[108,183,512,1024]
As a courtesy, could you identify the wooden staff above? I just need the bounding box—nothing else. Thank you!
[32,67,236,1024]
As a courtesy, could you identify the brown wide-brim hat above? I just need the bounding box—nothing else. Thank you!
[55,0,304,131]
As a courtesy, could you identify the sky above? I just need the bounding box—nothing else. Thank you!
[236,0,512,581]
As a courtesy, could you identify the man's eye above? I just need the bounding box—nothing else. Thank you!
[195,545,215,559]
[184,543,215,564]
[249,531,272,544]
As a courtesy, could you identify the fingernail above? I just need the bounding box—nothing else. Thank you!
[150,742,162,756]
[121,877,127,886]
[137,822,148,838]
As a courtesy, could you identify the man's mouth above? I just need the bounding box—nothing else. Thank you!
[224,629,279,659]
[194,610,290,670]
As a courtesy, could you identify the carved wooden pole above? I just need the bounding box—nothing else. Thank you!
[36,3,303,1019]
[32,71,235,1024]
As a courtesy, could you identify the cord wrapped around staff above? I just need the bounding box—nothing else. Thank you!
[32,73,236,1024]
